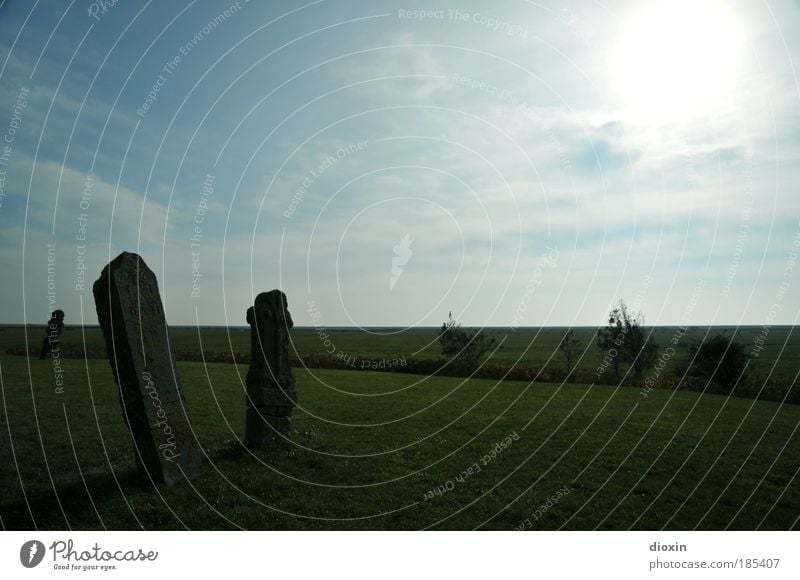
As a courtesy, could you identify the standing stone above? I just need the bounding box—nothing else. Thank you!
[93,252,203,485]
[245,290,297,447]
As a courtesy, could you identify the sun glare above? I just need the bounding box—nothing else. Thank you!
[609,0,744,123]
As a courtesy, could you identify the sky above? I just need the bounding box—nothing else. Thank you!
[0,0,798,328]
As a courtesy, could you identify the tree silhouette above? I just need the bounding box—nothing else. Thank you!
[559,328,583,376]
[597,299,657,378]
[686,332,749,390]
[438,312,496,373]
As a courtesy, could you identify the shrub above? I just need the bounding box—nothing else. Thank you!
[558,329,583,376]
[438,312,496,372]
[686,333,749,392]
[597,299,658,378]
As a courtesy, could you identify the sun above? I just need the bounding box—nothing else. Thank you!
[609,0,744,123]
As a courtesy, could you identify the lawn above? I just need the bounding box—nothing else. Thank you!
[1,354,798,530]
[4,324,799,377]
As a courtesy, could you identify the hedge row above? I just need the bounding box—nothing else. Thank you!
[6,346,796,404]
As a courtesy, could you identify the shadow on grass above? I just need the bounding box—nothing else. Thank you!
[1,441,256,530]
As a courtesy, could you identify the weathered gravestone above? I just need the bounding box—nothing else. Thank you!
[245,290,297,447]
[93,251,203,484]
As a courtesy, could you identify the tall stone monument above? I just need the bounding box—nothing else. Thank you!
[93,251,203,485]
[245,290,297,447]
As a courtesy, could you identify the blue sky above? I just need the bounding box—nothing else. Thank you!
[0,0,798,327]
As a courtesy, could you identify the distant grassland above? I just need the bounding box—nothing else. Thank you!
[2,324,798,379]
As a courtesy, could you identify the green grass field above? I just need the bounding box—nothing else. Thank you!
[3,324,799,377]
[1,348,799,530]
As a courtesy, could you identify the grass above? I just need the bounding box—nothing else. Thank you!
[1,354,798,530]
[4,324,798,378]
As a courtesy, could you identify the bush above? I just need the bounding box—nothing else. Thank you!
[438,312,496,372]
[558,329,583,376]
[686,333,749,391]
[597,299,658,378]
